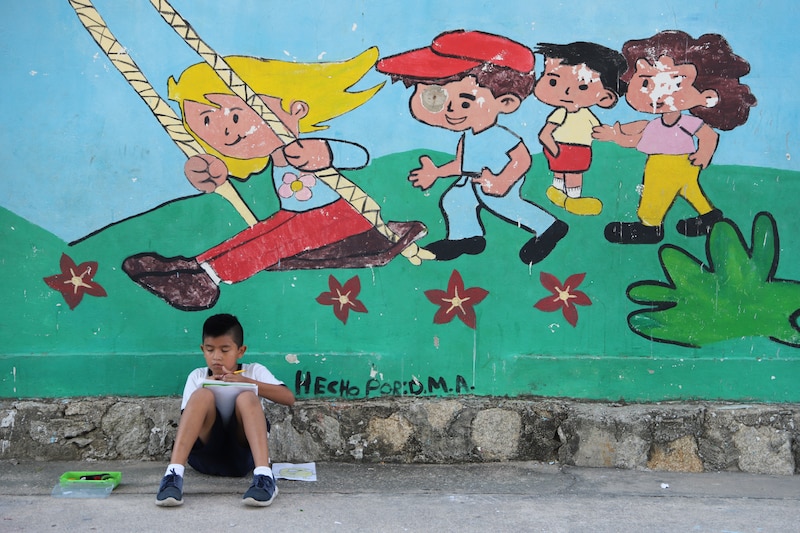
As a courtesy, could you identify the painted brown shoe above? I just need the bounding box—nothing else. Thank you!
[122,253,219,311]
[122,253,202,278]
[132,269,220,311]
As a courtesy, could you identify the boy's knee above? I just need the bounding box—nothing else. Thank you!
[235,391,261,408]
[187,387,216,406]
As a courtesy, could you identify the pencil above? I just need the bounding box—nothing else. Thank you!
[233,369,245,374]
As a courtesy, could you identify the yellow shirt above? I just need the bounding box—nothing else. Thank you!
[548,107,600,146]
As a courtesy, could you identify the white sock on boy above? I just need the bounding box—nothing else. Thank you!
[165,464,185,478]
[254,466,273,479]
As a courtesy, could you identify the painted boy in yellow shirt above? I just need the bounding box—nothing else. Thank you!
[534,42,627,216]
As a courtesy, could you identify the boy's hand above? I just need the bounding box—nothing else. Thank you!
[185,154,229,193]
[218,365,246,382]
[282,139,333,171]
[473,168,514,197]
[408,156,439,190]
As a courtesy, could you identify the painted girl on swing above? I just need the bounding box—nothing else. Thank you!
[122,49,428,311]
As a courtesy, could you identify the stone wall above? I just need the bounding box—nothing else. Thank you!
[1,397,797,475]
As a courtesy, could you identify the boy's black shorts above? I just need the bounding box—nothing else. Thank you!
[187,409,270,477]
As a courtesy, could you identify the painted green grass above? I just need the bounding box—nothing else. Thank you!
[2,143,799,400]
[628,213,800,348]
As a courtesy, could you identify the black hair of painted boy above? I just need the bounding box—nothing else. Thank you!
[535,42,628,96]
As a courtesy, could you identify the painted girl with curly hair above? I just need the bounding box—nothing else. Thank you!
[594,30,756,244]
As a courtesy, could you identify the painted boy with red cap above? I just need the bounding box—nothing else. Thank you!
[377,30,568,264]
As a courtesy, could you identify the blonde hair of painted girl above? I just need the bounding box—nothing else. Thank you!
[168,47,384,178]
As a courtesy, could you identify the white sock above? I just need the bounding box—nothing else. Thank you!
[165,464,185,478]
[199,261,222,285]
[552,177,565,191]
[254,466,273,479]
[566,186,582,198]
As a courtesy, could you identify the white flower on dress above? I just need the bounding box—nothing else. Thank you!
[278,172,316,201]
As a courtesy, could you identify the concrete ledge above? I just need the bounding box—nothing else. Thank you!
[1,397,797,475]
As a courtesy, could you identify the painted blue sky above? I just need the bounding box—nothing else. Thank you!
[2,0,798,242]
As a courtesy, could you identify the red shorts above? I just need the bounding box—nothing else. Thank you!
[544,143,592,173]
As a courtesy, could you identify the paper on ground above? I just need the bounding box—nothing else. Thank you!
[273,462,317,481]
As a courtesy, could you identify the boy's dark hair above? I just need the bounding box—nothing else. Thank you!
[203,313,244,347]
[535,42,628,97]
[392,64,535,101]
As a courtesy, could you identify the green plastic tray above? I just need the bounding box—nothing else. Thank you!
[59,471,122,488]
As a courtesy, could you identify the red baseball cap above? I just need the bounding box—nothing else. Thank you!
[377,30,534,79]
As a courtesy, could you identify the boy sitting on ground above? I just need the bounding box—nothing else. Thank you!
[156,313,295,507]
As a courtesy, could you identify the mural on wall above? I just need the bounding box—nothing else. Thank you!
[43,253,107,310]
[376,30,569,265]
[425,270,489,330]
[534,42,627,217]
[316,275,368,325]
[627,212,800,348]
[534,272,591,328]
[69,1,433,312]
[594,31,757,245]
[2,0,799,401]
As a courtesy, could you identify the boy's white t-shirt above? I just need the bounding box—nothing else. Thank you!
[180,362,285,411]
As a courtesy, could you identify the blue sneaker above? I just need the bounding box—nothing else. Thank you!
[155,469,184,507]
[242,474,278,507]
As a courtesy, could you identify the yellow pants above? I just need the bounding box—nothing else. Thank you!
[637,154,714,227]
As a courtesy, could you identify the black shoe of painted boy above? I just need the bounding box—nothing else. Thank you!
[676,208,723,237]
[425,236,487,261]
[604,221,664,244]
[519,219,569,265]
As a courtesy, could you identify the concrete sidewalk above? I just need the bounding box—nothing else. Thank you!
[0,460,797,532]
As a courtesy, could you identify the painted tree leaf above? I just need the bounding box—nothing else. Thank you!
[658,245,708,288]
[765,283,800,346]
[627,281,677,306]
[630,281,800,347]
[750,211,777,281]
[708,220,752,288]
[627,310,700,347]
[627,213,800,348]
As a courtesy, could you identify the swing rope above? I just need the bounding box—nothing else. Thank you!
[68,0,258,226]
[148,0,431,265]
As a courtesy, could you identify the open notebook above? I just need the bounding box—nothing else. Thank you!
[201,380,258,423]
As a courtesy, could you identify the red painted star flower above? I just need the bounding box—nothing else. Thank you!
[534,272,591,327]
[316,275,367,324]
[43,253,107,310]
[425,270,488,329]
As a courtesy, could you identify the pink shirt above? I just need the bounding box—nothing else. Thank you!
[637,114,704,155]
